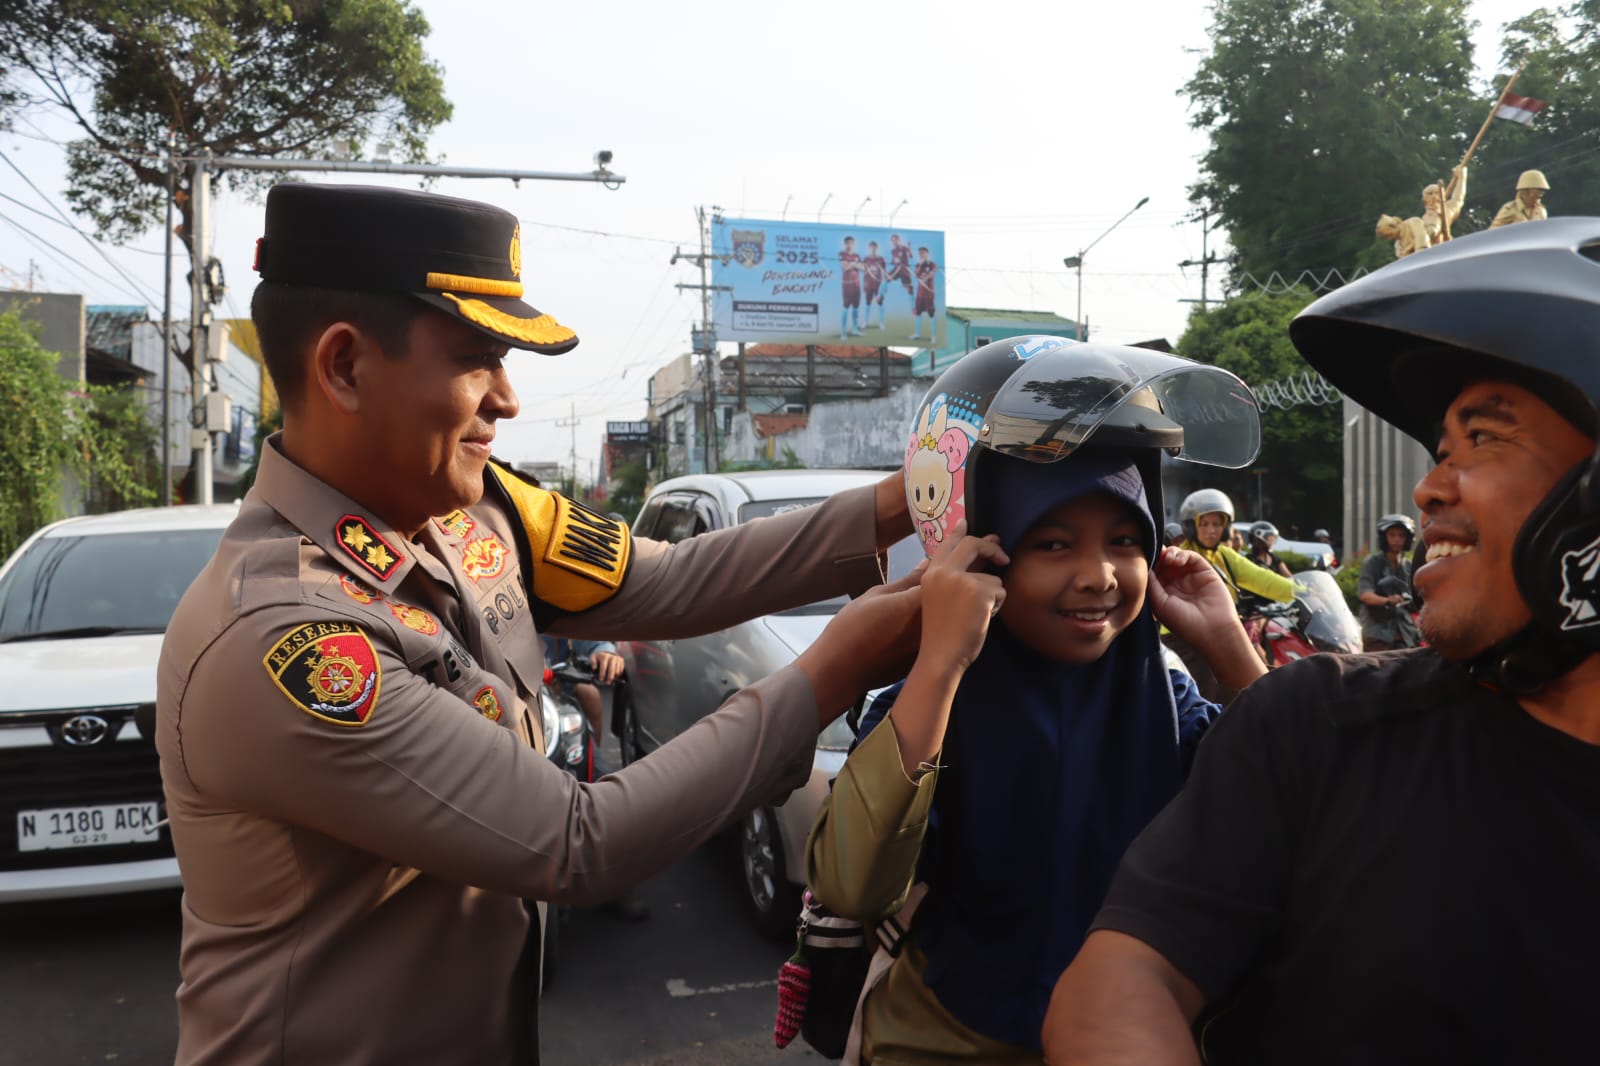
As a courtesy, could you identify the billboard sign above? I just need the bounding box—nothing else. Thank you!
[606,421,652,443]
[711,217,946,347]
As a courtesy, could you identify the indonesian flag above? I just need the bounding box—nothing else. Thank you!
[1495,92,1547,125]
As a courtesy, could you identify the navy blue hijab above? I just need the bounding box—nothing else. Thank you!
[910,449,1184,1049]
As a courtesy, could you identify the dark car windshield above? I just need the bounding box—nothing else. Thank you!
[0,528,225,641]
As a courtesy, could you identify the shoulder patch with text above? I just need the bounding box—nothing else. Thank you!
[546,495,627,591]
[336,514,405,582]
[263,621,383,726]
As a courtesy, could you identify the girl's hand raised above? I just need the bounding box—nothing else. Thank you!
[1149,546,1240,646]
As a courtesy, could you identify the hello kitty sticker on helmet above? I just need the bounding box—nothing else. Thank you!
[905,394,980,550]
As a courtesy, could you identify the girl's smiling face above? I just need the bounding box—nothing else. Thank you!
[998,492,1149,664]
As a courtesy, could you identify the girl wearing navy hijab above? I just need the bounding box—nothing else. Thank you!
[805,340,1268,1064]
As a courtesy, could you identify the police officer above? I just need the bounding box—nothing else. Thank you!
[1044,219,1600,1063]
[156,183,921,1066]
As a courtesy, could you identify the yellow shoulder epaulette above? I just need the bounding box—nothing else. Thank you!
[485,460,632,613]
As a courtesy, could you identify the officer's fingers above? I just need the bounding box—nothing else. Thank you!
[870,558,930,597]
[965,534,1009,571]
[929,521,969,565]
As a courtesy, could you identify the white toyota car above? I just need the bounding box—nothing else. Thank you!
[0,504,235,902]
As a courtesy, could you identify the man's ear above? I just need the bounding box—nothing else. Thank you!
[310,322,369,416]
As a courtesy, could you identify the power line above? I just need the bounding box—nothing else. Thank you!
[0,210,150,304]
[0,148,163,307]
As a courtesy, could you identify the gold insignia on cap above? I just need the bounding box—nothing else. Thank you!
[510,224,522,277]
[425,272,524,298]
[441,293,578,347]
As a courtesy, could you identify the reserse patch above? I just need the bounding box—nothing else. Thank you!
[264,621,383,726]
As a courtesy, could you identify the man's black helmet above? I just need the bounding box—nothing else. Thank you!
[1289,218,1600,445]
[1376,513,1415,551]
[1290,218,1600,693]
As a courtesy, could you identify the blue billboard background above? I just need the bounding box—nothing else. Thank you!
[711,217,946,347]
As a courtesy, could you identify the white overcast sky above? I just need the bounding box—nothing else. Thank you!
[0,0,1538,473]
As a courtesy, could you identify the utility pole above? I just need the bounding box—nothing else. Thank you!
[188,153,219,504]
[165,149,625,504]
[672,205,732,474]
[1178,206,1223,311]
[160,131,176,506]
[556,401,579,497]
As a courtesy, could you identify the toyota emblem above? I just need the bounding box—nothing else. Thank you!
[60,714,111,747]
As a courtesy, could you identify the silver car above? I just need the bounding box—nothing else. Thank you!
[617,470,920,939]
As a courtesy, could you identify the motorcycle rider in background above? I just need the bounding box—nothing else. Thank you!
[1243,522,1293,579]
[1357,515,1423,651]
[1169,490,1295,701]
[541,634,650,921]
[542,634,624,738]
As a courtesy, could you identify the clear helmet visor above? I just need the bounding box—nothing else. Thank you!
[975,344,1262,468]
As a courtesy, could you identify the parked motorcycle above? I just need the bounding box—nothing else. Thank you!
[1242,569,1364,665]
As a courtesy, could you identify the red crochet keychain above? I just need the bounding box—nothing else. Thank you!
[774,945,811,1048]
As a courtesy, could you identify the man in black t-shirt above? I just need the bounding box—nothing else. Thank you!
[1042,220,1600,1064]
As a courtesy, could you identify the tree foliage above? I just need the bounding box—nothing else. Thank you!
[1176,291,1341,537]
[0,0,451,247]
[1185,0,1479,279]
[606,459,650,526]
[0,309,157,561]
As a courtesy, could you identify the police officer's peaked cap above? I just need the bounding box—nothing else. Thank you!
[253,183,578,354]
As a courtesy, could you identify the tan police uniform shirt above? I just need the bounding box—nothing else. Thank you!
[156,438,884,1066]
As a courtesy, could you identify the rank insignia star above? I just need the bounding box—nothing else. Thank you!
[335,514,404,582]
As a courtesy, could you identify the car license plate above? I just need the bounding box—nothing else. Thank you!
[16,802,161,852]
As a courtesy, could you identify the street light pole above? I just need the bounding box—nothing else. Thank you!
[1064,195,1149,342]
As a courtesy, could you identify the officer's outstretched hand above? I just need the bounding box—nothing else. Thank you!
[796,560,928,729]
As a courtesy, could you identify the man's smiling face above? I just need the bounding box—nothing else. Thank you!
[1412,380,1593,659]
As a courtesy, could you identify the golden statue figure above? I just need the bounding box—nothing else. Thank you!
[1490,169,1550,228]
[1375,213,1429,258]
[1376,165,1466,259]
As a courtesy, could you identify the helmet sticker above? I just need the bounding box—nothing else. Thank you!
[1558,532,1600,630]
[1011,336,1075,362]
[905,393,980,551]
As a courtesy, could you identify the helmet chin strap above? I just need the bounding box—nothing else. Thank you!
[1464,622,1591,696]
